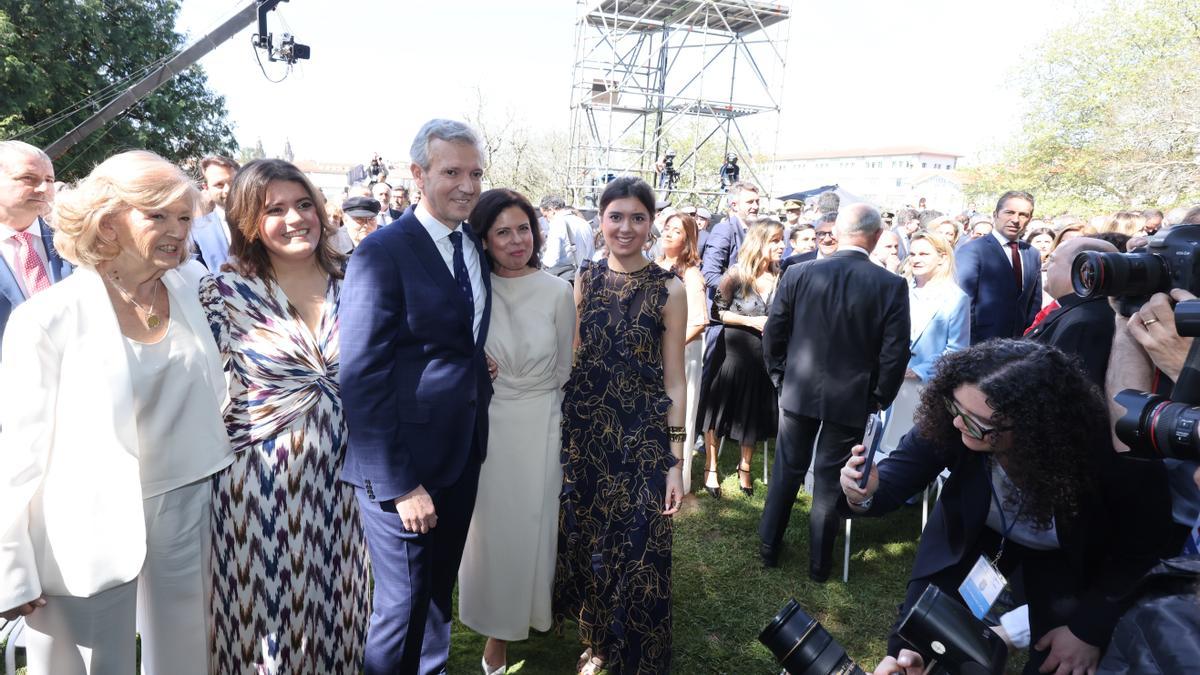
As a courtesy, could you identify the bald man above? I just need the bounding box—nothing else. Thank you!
[1024,236,1118,387]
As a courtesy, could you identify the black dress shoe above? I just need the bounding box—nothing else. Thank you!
[760,543,780,568]
[808,567,831,583]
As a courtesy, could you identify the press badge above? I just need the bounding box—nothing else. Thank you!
[958,555,1007,619]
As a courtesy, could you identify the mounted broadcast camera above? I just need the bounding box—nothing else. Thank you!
[720,153,740,188]
[759,585,1007,675]
[659,150,680,190]
[1070,223,1200,316]
[1109,298,1200,461]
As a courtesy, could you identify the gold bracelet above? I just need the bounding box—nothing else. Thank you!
[668,426,686,442]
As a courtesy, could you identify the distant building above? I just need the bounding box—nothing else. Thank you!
[767,146,965,212]
[293,160,414,204]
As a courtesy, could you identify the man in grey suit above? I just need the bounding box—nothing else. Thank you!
[0,141,71,346]
[760,203,910,580]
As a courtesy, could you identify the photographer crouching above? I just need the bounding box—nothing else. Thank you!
[838,340,1181,675]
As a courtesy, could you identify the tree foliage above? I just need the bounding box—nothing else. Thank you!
[965,0,1200,215]
[0,0,237,180]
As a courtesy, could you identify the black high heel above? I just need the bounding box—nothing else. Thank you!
[737,464,754,496]
[703,469,722,499]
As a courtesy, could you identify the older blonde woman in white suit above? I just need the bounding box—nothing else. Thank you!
[0,151,232,675]
[881,230,971,453]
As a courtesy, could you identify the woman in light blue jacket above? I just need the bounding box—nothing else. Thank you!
[881,230,970,452]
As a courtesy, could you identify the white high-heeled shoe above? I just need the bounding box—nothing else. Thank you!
[481,656,506,675]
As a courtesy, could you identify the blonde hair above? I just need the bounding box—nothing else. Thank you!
[721,218,784,299]
[53,150,200,268]
[904,230,956,285]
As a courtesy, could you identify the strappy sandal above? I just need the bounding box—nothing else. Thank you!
[576,648,606,675]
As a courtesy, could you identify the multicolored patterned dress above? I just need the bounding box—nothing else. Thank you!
[554,259,677,674]
[200,272,369,674]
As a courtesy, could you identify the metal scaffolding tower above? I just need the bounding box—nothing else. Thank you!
[567,0,790,208]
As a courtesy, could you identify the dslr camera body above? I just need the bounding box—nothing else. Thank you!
[1071,223,1200,460]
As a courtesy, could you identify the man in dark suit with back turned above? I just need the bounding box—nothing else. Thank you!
[0,140,71,347]
[340,119,492,674]
[955,191,1043,342]
[759,203,910,581]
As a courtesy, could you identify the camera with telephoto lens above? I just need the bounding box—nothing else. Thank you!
[1071,223,1200,316]
[1109,298,1200,461]
[660,150,680,190]
[759,585,1007,675]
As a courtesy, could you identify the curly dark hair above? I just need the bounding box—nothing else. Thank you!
[914,339,1105,528]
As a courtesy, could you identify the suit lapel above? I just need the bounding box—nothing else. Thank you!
[402,216,476,335]
[38,217,70,282]
[0,256,23,306]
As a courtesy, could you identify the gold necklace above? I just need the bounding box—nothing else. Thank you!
[106,272,162,329]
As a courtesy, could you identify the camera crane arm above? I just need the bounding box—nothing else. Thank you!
[45,0,303,159]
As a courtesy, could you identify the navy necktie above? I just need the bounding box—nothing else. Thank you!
[448,230,475,319]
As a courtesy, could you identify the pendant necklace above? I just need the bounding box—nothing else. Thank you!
[106,272,162,329]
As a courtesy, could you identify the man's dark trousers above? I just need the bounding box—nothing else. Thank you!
[759,410,863,577]
[357,450,481,675]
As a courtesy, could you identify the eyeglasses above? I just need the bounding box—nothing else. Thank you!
[943,397,1012,440]
[816,231,836,240]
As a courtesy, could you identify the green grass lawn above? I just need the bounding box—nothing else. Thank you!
[1,441,944,675]
[447,440,926,674]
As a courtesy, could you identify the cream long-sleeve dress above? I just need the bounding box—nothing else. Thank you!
[458,269,576,640]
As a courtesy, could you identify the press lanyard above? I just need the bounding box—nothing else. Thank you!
[987,458,1022,566]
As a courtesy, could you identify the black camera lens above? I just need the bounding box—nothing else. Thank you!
[896,585,1008,675]
[1114,389,1200,460]
[1071,250,1168,299]
[759,599,867,675]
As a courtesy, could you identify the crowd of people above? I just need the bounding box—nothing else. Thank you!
[0,120,1197,675]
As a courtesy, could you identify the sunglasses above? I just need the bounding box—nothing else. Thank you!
[943,397,1012,440]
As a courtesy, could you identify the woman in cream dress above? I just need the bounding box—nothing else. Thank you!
[459,188,575,675]
[654,211,707,493]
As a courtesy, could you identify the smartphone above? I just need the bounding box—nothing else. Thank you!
[858,413,883,489]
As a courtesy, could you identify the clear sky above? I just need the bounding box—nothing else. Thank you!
[176,0,1094,166]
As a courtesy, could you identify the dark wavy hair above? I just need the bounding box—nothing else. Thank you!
[914,339,1104,527]
[468,188,543,268]
[599,176,655,218]
[224,159,345,280]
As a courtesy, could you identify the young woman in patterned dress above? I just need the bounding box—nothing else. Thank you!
[200,159,369,673]
[554,177,688,674]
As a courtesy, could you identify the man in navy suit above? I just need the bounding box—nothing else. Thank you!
[955,191,1043,342]
[340,119,492,675]
[192,155,239,271]
[0,141,71,347]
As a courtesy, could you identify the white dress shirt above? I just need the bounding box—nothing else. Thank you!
[415,203,485,340]
[991,229,1020,268]
[543,212,595,269]
[0,217,51,299]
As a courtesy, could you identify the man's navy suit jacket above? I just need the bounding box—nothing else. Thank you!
[0,218,73,346]
[700,215,744,294]
[339,209,492,503]
[954,234,1042,343]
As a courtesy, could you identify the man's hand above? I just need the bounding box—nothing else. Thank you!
[873,649,925,675]
[395,485,437,534]
[1130,289,1196,381]
[663,466,684,516]
[1034,625,1099,675]
[1,596,46,621]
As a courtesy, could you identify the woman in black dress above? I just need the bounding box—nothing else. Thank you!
[554,177,688,674]
[698,218,785,496]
